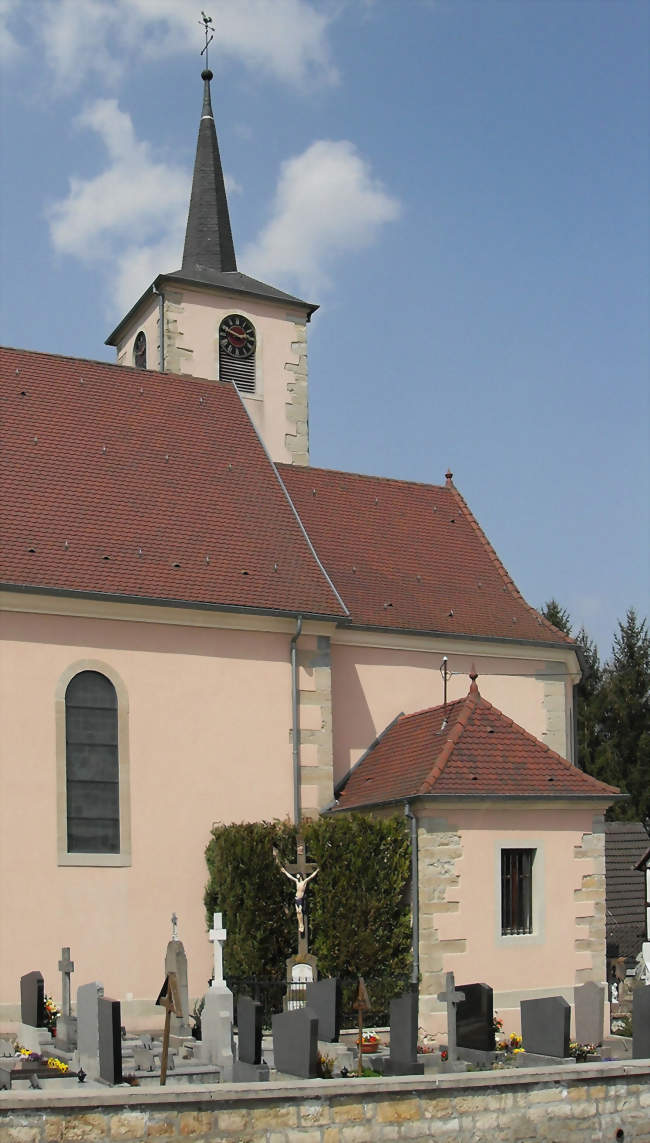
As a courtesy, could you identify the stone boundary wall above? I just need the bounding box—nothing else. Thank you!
[1,1062,649,1143]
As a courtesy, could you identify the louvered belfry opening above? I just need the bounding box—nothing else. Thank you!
[65,671,119,854]
[501,848,534,934]
[219,350,256,393]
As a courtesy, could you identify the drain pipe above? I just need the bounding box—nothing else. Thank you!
[404,801,420,987]
[290,616,303,826]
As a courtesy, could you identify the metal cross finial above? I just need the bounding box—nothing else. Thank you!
[171,912,178,941]
[200,11,214,70]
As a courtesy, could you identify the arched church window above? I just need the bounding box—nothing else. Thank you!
[133,330,147,369]
[65,671,119,854]
[219,314,256,393]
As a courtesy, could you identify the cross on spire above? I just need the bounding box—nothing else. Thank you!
[200,10,214,72]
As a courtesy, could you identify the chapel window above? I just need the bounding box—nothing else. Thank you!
[501,848,535,935]
[65,671,119,854]
[218,314,256,393]
[133,330,147,369]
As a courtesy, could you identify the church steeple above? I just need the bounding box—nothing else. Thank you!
[181,68,237,276]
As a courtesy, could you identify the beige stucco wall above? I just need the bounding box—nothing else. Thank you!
[416,803,607,1036]
[330,634,579,786]
[114,284,311,465]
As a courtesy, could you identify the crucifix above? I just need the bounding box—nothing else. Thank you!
[208,912,227,987]
[275,838,318,955]
[437,971,465,1065]
[170,912,178,942]
[58,947,74,1018]
[199,10,214,70]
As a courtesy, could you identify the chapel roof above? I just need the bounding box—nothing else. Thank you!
[279,463,573,644]
[0,345,346,619]
[332,675,620,809]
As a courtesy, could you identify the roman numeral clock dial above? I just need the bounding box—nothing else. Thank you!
[219,314,256,359]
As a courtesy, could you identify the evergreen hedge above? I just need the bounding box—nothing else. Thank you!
[204,814,412,1024]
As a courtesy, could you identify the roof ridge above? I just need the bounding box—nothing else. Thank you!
[419,687,482,794]
[445,477,574,646]
[279,462,449,494]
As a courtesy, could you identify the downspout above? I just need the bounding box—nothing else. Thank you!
[404,801,419,987]
[153,285,165,371]
[290,616,303,826]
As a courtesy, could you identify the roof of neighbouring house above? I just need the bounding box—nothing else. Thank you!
[0,345,346,619]
[279,463,574,644]
[332,674,620,809]
[605,821,650,963]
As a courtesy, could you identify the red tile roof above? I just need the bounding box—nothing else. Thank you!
[333,676,620,808]
[278,464,571,644]
[0,346,346,618]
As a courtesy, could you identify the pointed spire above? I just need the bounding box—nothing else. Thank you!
[181,68,237,276]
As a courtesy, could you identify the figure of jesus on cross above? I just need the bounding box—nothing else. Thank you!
[274,841,318,944]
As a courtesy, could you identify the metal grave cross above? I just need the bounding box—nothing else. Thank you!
[208,912,227,987]
[284,837,318,954]
[437,971,465,1065]
[58,947,74,1018]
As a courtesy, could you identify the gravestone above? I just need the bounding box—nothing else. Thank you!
[632,986,650,1059]
[77,981,104,1076]
[98,997,122,1085]
[574,981,605,1046]
[521,996,570,1058]
[437,972,465,1066]
[194,912,234,1080]
[56,947,77,1051]
[456,982,495,1052]
[382,991,424,1076]
[165,914,191,1039]
[234,996,269,1082]
[19,971,53,1055]
[306,978,341,1043]
[272,1007,319,1078]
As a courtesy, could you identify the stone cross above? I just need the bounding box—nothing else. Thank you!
[171,912,178,941]
[437,971,465,1064]
[58,947,75,1017]
[209,912,227,987]
[284,837,318,956]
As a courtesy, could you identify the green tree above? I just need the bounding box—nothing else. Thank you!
[541,599,572,636]
[575,625,603,774]
[590,609,650,822]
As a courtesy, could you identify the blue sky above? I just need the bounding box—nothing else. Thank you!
[1,0,648,660]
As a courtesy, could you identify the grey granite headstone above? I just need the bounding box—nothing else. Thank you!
[237,996,263,1064]
[20,971,45,1027]
[574,981,605,1045]
[383,991,424,1076]
[164,940,191,1038]
[272,1007,319,1078]
[521,996,570,1058]
[306,978,341,1043]
[98,997,122,1085]
[456,982,494,1052]
[632,986,650,1058]
[77,981,104,1075]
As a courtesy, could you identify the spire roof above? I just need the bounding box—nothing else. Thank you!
[181,68,237,276]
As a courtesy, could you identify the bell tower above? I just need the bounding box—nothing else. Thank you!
[106,67,316,467]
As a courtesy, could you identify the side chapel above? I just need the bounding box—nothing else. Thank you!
[0,66,619,1035]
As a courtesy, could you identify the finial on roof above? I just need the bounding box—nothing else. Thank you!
[200,10,214,72]
[445,469,453,486]
[469,666,479,694]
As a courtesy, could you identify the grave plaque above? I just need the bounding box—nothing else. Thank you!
[383,991,424,1076]
[306,978,341,1043]
[20,972,45,1028]
[521,996,570,1058]
[272,1007,319,1078]
[98,997,123,1085]
[456,983,495,1052]
[574,981,605,1046]
[632,986,650,1059]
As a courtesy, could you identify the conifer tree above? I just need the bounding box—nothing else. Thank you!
[574,625,603,774]
[541,599,572,636]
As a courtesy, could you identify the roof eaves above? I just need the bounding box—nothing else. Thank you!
[331,790,625,813]
[330,618,582,652]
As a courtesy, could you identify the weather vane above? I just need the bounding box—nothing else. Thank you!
[200,11,214,72]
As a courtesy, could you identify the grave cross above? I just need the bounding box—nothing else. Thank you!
[283,837,318,955]
[58,947,74,1018]
[208,912,227,987]
[171,913,178,942]
[437,971,465,1065]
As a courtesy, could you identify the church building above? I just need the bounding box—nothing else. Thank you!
[0,66,618,1036]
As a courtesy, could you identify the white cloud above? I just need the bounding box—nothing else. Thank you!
[241,140,401,293]
[0,0,21,62]
[27,0,337,91]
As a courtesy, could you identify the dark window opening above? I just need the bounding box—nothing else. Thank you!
[501,848,534,935]
[65,671,119,854]
[134,331,147,370]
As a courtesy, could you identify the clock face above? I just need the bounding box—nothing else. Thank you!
[219,314,256,359]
